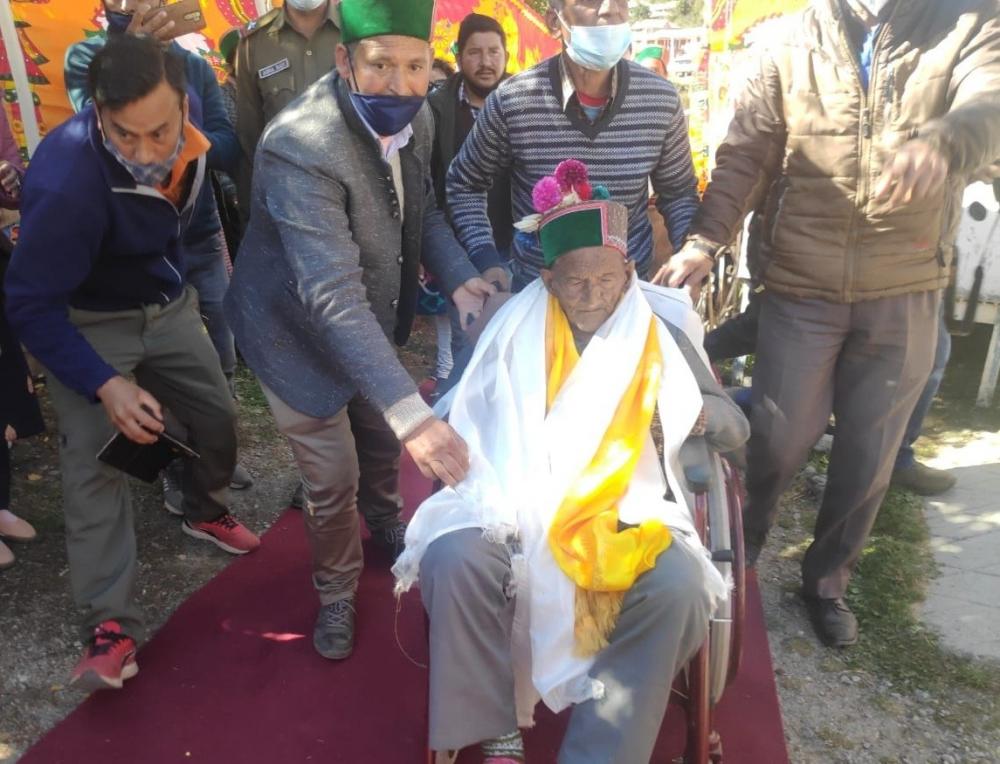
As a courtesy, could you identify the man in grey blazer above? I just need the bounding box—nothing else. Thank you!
[224,0,493,660]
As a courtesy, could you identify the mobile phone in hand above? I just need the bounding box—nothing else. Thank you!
[149,0,207,37]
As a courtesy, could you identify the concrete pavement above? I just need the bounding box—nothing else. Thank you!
[919,430,1000,662]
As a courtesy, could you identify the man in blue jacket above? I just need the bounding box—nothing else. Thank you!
[65,1,253,495]
[5,35,260,692]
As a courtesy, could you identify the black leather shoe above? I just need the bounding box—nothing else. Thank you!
[744,528,766,569]
[313,599,355,660]
[371,520,407,562]
[803,596,858,647]
[290,482,305,510]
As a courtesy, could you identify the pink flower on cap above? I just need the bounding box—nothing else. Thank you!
[554,159,588,191]
[532,176,564,214]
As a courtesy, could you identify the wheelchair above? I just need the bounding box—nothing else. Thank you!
[674,436,747,764]
[426,286,748,763]
[635,283,750,762]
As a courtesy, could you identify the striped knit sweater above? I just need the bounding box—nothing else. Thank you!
[446,55,700,287]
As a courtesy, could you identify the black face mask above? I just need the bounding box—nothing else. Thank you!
[107,11,132,35]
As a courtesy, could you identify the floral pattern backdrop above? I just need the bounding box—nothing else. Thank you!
[1,0,559,158]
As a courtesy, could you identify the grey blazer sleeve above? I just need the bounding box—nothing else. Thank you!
[260,145,423,424]
[669,324,750,454]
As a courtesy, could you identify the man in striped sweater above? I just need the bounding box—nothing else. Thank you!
[446,0,700,292]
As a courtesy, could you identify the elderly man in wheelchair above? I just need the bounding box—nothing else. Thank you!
[393,163,749,764]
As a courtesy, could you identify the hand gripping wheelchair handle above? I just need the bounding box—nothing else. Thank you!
[679,435,712,495]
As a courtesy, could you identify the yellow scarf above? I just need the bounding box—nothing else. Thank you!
[545,295,672,655]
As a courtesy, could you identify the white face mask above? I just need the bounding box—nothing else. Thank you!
[285,0,326,11]
[856,0,892,16]
[557,13,631,72]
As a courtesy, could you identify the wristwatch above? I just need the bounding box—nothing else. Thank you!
[684,235,721,262]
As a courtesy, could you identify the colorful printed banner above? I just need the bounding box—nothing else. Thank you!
[0,0,559,158]
[708,0,808,51]
[433,0,557,73]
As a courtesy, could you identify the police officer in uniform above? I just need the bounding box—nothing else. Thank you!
[234,0,341,221]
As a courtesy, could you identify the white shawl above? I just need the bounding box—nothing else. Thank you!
[393,276,728,719]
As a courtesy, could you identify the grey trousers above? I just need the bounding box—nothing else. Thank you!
[45,286,237,641]
[745,290,940,598]
[184,230,236,392]
[262,388,402,605]
[420,529,712,762]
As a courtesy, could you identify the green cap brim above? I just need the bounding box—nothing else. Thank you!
[219,29,239,62]
[539,202,628,267]
[636,45,664,63]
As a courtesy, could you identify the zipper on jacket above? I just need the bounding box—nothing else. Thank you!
[882,68,896,127]
[162,255,183,287]
[109,155,206,298]
[835,11,891,300]
[768,180,789,245]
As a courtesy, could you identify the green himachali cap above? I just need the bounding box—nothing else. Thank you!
[517,160,629,266]
[219,28,239,63]
[339,0,436,44]
[539,201,628,267]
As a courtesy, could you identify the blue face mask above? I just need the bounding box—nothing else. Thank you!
[558,14,631,72]
[107,11,132,35]
[349,92,425,137]
[346,50,425,137]
[102,123,186,188]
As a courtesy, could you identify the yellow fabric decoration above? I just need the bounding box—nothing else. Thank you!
[544,295,672,654]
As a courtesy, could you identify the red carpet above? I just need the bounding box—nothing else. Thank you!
[22,457,788,764]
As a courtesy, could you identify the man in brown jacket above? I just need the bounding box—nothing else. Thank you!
[657,0,1000,647]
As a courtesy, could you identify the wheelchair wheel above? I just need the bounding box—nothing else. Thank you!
[685,452,747,762]
[706,453,732,705]
[724,457,746,687]
[684,488,713,764]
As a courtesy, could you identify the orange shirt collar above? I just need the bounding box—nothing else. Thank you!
[160,120,212,205]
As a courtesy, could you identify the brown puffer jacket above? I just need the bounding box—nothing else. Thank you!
[691,0,1000,303]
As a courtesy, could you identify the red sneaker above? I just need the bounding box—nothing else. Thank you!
[69,621,138,692]
[182,513,260,555]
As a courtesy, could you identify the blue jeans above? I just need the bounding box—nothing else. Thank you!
[895,305,951,470]
[183,230,236,391]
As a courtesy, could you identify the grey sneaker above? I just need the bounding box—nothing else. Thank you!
[229,463,254,490]
[891,461,956,496]
[313,599,355,660]
[163,470,183,516]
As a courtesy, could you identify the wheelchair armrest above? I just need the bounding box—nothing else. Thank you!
[680,436,712,494]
